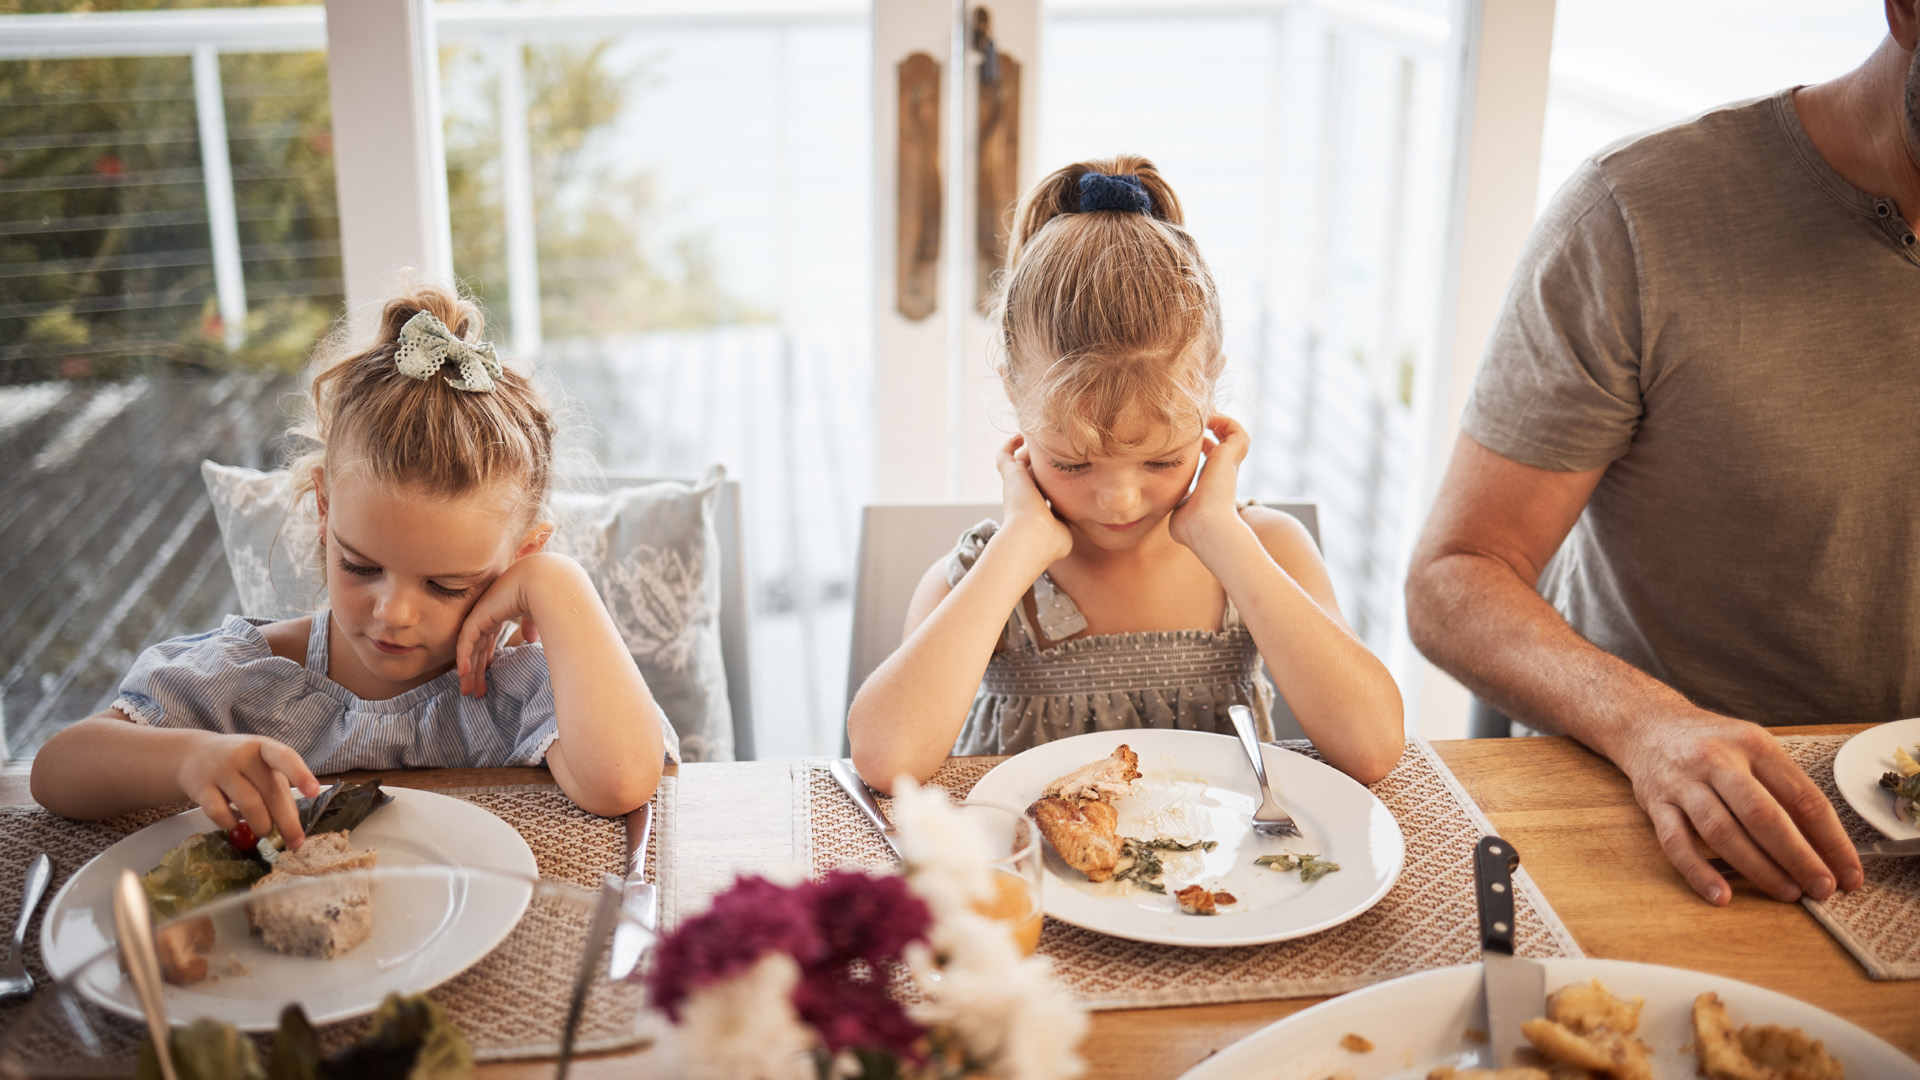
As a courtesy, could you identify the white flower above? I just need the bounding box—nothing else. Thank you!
[890,778,997,922]
[910,945,1087,1080]
[674,953,816,1080]
[892,780,1088,1080]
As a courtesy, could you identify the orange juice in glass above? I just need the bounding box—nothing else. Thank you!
[962,804,1044,956]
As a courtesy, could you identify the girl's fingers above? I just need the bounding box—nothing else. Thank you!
[193,786,238,832]
[468,634,497,697]
[262,740,320,798]
[244,758,306,849]
[221,777,276,847]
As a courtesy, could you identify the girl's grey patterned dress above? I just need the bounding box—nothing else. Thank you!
[945,520,1276,756]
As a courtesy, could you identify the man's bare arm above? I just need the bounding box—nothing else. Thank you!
[1405,433,1861,905]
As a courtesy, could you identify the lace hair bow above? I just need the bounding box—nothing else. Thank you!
[394,310,503,393]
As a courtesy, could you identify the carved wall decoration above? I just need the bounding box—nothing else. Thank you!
[896,51,942,321]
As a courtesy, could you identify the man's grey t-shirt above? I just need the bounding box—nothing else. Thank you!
[1461,88,1920,727]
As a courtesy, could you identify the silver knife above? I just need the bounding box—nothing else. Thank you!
[1476,835,1544,1068]
[608,801,657,980]
[829,759,904,860]
[1857,836,1920,858]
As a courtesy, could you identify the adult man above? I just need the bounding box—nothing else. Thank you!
[1406,0,1920,907]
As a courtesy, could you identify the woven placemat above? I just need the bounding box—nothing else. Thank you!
[0,780,671,1063]
[1785,735,1920,980]
[803,740,1582,1010]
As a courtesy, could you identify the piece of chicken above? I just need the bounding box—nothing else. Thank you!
[1029,795,1124,882]
[1520,979,1652,1080]
[1693,993,1844,1080]
[1174,884,1216,915]
[1042,744,1141,802]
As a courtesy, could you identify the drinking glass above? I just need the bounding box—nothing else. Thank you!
[959,803,1044,956]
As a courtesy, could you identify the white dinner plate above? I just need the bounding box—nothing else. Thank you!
[40,787,537,1031]
[966,729,1404,948]
[1177,957,1919,1079]
[1833,716,1920,840]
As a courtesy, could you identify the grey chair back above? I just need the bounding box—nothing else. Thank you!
[842,500,1320,746]
[1469,697,1514,738]
[607,474,755,760]
[845,502,1000,711]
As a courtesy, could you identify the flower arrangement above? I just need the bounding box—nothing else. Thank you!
[643,782,1087,1080]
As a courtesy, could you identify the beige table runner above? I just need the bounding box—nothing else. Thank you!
[0,780,671,1065]
[1785,736,1920,980]
[804,740,1582,1010]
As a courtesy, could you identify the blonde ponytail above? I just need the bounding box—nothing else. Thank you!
[991,155,1223,455]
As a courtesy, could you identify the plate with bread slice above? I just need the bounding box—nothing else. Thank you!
[967,729,1403,947]
[40,782,536,1030]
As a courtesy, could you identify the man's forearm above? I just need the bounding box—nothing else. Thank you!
[1406,550,1696,764]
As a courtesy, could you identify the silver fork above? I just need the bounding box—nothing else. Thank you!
[1227,704,1301,838]
[0,854,52,1001]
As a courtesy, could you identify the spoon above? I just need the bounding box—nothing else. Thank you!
[112,869,178,1080]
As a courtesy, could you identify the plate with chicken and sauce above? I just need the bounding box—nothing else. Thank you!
[967,729,1404,947]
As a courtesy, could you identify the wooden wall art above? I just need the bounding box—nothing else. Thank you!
[972,7,1020,312]
[896,51,942,322]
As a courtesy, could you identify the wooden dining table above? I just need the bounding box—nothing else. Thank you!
[6,721,1912,1077]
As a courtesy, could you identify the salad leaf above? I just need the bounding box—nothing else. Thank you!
[1880,770,1920,801]
[1255,852,1342,883]
[324,994,473,1080]
[299,779,394,837]
[142,831,270,921]
[268,1005,323,1080]
[137,1018,264,1080]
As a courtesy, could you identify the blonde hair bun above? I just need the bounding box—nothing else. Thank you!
[992,155,1221,455]
[287,282,557,520]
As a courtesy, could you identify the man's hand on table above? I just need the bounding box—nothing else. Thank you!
[1618,707,1863,906]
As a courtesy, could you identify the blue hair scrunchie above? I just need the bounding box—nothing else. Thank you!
[1077,172,1153,215]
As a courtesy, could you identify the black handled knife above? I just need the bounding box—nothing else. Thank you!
[1475,835,1545,1067]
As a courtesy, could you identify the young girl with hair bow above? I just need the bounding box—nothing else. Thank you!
[33,285,673,843]
[849,157,1404,788]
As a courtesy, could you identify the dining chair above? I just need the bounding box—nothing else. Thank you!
[610,473,756,761]
[841,500,1321,754]
[1469,697,1514,738]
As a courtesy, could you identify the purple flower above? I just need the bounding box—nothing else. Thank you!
[793,974,926,1056]
[643,869,936,1058]
[807,870,931,968]
[645,875,823,1020]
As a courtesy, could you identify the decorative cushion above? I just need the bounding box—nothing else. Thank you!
[200,460,734,762]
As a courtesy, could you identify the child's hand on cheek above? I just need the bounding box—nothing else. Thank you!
[999,435,1073,565]
[1169,415,1252,551]
[177,734,320,851]
[456,558,542,698]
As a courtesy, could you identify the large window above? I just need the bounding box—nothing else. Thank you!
[1044,0,1458,665]
[436,5,873,760]
[1539,0,1887,207]
[0,34,341,382]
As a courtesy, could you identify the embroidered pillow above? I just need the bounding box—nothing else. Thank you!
[199,461,734,761]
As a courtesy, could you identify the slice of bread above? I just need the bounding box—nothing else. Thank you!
[269,831,379,876]
[247,832,378,960]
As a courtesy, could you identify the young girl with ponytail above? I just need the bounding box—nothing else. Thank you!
[34,285,673,839]
[849,157,1403,788]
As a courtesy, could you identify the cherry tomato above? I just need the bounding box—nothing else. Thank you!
[228,822,257,852]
